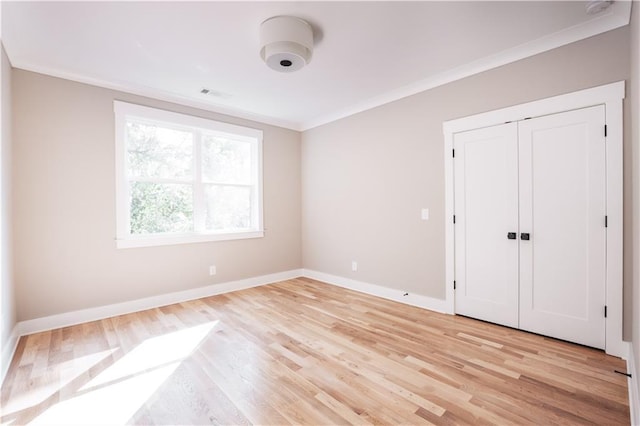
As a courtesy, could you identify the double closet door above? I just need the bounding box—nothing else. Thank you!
[453,105,606,349]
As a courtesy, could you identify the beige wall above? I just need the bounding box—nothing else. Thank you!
[302,26,631,322]
[12,70,302,321]
[8,20,636,348]
[1,44,15,374]
[631,0,640,401]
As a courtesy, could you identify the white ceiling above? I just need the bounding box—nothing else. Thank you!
[1,1,631,131]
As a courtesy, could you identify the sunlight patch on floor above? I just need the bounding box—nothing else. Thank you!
[2,349,117,415]
[27,321,218,425]
[79,321,218,392]
[29,363,180,425]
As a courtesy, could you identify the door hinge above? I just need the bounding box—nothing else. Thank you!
[454,280,456,290]
[452,149,455,158]
[604,125,608,137]
[605,215,608,228]
[604,305,608,318]
[453,215,456,224]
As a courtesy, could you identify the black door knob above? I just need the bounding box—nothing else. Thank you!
[507,232,517,240]
[521,233,530,241]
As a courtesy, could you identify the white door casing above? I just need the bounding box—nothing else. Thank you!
[518,106,606,349]
[453,123,519,328]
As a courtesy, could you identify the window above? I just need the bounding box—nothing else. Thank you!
[114,101,263,248]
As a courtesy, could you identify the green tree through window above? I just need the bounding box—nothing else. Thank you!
[115,101,263,247]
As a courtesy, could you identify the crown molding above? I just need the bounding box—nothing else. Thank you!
[7,1,631,133]
[300,1,632,131]
[10,61,303,131]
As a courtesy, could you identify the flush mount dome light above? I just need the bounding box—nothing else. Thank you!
[260,16,313,72]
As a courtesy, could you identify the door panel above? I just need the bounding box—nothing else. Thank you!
[518,106,606,349]
[454,123,519,328]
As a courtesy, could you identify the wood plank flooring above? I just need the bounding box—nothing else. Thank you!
[0,278,630,425]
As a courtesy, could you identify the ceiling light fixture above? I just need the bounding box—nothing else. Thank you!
[260,16,313,73]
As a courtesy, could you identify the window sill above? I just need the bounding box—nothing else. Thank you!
[116,230,264,249]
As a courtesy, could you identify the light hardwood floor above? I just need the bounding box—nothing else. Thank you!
[0,278,630,425]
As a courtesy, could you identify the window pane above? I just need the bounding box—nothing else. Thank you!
[202,135,251,184]
[126,121,193,179]
[204,185,251,231]
[130,182,193,234]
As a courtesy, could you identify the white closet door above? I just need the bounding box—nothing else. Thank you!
[454,123,519,328]
[518,106,606,349]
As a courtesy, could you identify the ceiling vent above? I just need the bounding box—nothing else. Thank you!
[585,0,613,15]
[260,16,313,73]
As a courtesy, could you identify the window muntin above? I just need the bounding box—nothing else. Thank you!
[115,101,263,248]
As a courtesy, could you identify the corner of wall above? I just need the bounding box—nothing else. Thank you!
[0,41,17,385]
[629,1,640,423]
[0,325,18,385]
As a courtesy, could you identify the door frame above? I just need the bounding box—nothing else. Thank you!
[443,81,625,357]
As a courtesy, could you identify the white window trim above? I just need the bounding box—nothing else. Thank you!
[114,101,264,249]
[442,81,625,358]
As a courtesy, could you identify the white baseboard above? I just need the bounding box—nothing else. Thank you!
[18,269,303,336]
[8,267,443,386]
[301,269,449,314]
[1,325,20,386]
[629,343,640,426]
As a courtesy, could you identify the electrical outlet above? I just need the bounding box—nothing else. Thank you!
[421,208,429,220]
[352,261,358,272]
[209,265,217,276]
